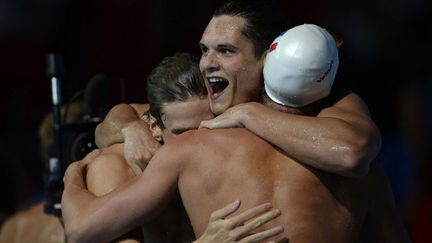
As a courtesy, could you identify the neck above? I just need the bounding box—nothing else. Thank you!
[261,93,321,116]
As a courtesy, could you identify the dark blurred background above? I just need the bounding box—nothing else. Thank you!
[0,0,430,242]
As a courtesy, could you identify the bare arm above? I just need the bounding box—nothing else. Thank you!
[95,103,149,148]
[95,103,161,172]
[62,147,180,243]
[86,146,143,243]
[200,91,381,177]
[63,146,285,243]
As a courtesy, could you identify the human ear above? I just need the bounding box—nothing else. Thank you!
[148,115,163,142]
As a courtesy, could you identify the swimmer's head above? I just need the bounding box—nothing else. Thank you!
[263,24,339,108]
[146,53,213,142]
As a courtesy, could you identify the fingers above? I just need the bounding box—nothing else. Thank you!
[227,202,272,228]
[199,114,228,129]
[63,161,86,188]
[209,199,241,221]
[64,149,101,186]
[199,111,243,129]
[201,202,283,243]
[199,120,213,129]
[80,149,102,166]
[233,208,282,240]
[127,161,144,175]
[123,127,161,165]
[238,226,284,243]
[200,118,230,129]
[79,149,102,178]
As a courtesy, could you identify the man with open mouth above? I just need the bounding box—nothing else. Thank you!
[61,0,397,239]
[196,0,381,179]
[61,20,409,242]
[96,0,380,181]
[86,2,384,241]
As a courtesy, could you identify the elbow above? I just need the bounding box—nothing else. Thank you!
[339,139,375,177]
[341,150,370,177]
[340,126,382,177]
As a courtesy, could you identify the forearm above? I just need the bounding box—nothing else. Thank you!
[241,102,380,177]
[63,184,146,243]
[95,103,149,148]
[62,186,107,243]
[62,150,180,243]
[63,165,136,242]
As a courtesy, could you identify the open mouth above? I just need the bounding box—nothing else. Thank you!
[208,77,229,97]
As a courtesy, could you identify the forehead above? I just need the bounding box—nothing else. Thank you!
[162,98,212,129]
[201,15,251,47]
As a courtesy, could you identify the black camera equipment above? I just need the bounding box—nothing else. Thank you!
[43,53,110,217]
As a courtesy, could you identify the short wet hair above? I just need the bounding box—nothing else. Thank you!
[213,0,287,58]
[146,52,207,129]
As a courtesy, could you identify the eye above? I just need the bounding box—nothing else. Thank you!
[199,44,209,55]
[219,48,234,55]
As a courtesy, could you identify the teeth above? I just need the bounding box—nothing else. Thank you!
[208,77,226,83]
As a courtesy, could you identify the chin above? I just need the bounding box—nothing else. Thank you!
[210,107,223,115]
[210,103,228,115]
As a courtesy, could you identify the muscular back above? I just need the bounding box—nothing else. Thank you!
[173,128,369,242]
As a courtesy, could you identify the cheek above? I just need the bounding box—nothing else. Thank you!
[199,58,207,74]
[240,62,262,87]
[222,58,240,75]
[250,59,263,75]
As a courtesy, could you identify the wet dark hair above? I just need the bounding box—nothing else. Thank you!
[146,52,207,129]
[213,0,287,58]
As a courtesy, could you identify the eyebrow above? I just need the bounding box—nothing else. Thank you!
[199,42,239,51]
[217,44,239,51]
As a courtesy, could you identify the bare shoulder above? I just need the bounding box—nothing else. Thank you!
[129,103,149,116]
[2,203,44,224]
[318,89,372,119]
[86,145,135,195]
[165,128,266,154]
[87,145,129,174]
[0,202,61,239]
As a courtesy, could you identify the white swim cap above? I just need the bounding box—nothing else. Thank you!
[263,24,339,107]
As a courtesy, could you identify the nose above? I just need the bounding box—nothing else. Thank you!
[200,51,220,74]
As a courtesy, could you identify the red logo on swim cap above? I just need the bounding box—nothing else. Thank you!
[269,42,278,52]
[316,60,334,83]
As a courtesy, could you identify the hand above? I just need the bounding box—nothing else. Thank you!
[62,150,102,243]
[63,149,101,187]
[200,103,257,129]
[194,200,283,243]
[122,120,161,174]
